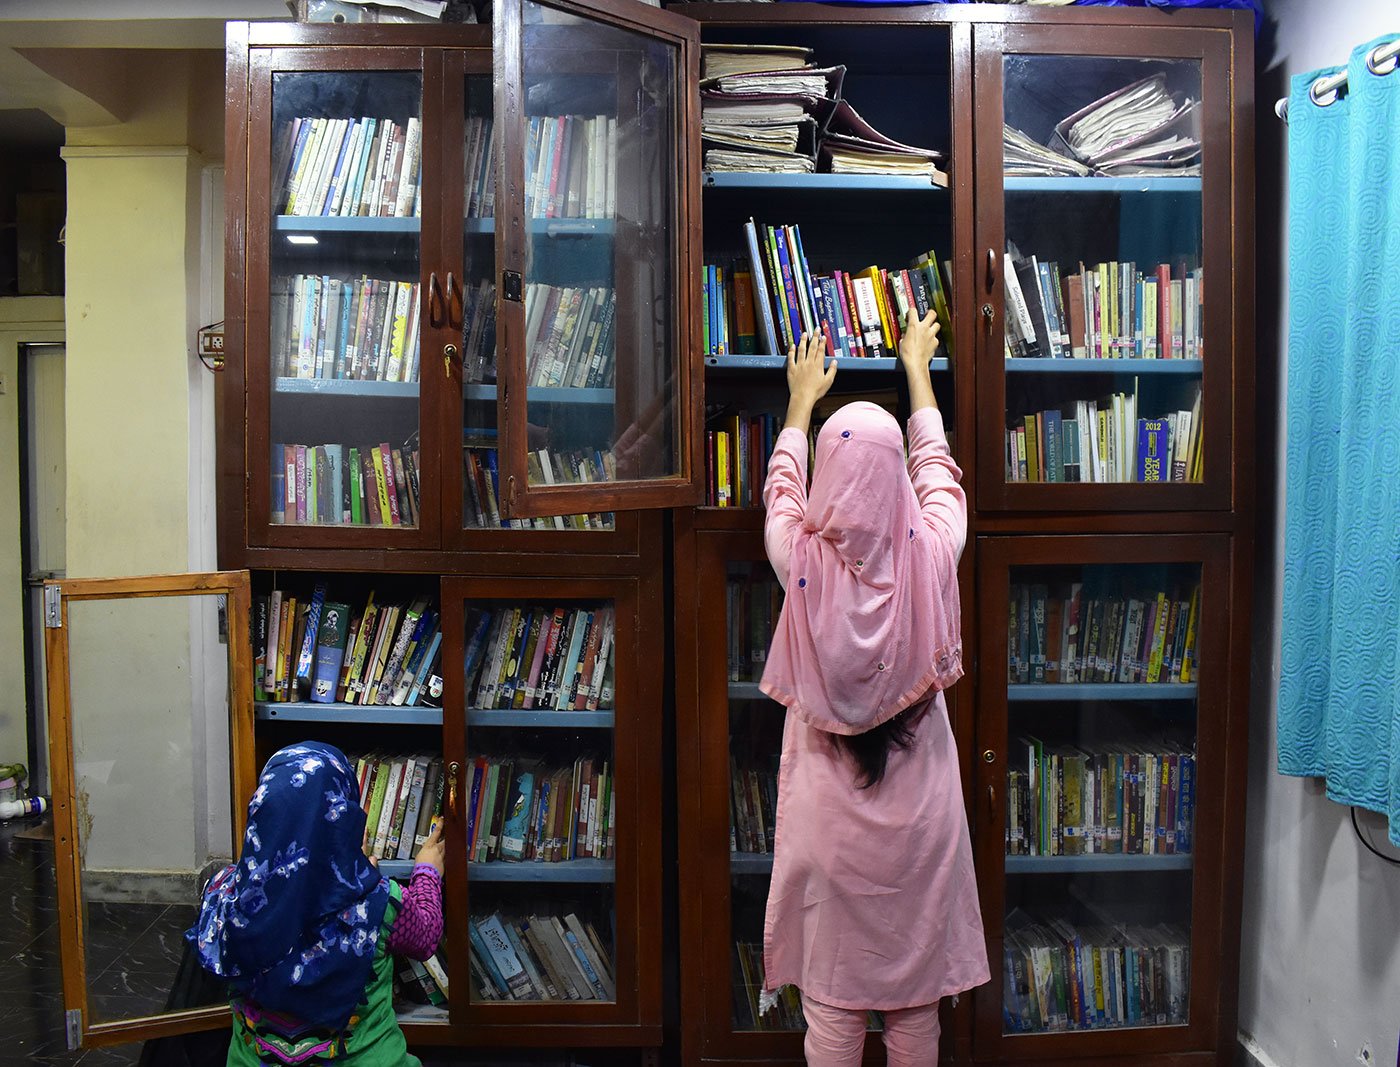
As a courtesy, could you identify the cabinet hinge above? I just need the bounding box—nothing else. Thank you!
[506,475,518,512]
[502,270,523,302]
[65,1008,82,1049]
[44,585,62,629]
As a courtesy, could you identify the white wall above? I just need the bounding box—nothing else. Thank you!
[1240,4,1400,1065]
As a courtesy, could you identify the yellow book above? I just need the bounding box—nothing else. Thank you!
[1096,410,1109,481]
[1108,261,1120,354]
[1146,592,1168,683]
[716,432,731,507]
[1181,587,1200,683]
[857,267,895,349]
[1097,263,1111,359]
[372,446,392,526]
[730,414,744,506]
[278,597,297,701]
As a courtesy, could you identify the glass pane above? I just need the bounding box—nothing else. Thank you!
[515,1,683,488]
[724,565,883,1035]
[67,594,233,1024]
[463,599,618,1003]
[460,72,614,531]
[269,71,424,528]
[1001,56,1204,487]
[1003,564,1199,1035]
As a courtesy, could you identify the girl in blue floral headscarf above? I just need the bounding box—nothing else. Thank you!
[188,742,445,1066]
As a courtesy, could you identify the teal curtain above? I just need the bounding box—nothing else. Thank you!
[1280,35,1400,843]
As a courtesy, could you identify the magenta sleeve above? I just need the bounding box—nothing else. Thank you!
[385,865,443,962]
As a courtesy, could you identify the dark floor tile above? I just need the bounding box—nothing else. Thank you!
[82,903,169,975]
[117,914,196,975]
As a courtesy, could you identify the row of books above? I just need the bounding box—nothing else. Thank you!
[705,410,781,509]
[525,284,617,389]
[1008,581,1200,686]
[1003,913,1190,1033]
[1004,392,1203,484]
[1003,252,1204,361]
[465,755,615,864]
[739,218,953,360]
[465,604,616,712]
[396,950,450,1009]
[460,277,496,383]
[727,576,782,684]
[276,115,422,218]
[463,114,618,220]
[464,448,615,531]
[701,263,759,356]
[730,943,886,1032]
[1007,741,1196,857]
[729,759,777,855]
[271,274,421,383]
[256,587,444,707]
[469,911,615,1002]
[354,753,445,860]
[270,441,421,527]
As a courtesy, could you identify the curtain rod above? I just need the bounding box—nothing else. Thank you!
[1275,38,1400,122]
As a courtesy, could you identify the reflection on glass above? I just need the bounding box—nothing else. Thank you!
[268,71,424,527]
[1000,57,1204,487]
[463,599,618,1003]
[68,595,232,1023]
[514,0,683,489]
[1002,563,1198,1034]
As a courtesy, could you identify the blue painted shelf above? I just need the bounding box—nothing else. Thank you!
[256,702,442,725]
[1007,683,1197,702]
[274,377,419,398]
[708,355,950,373]
[1004,358,1202,376]
[463,218,615,237]
[1005,854,1193,874]
[1003,176,1201,194]
[274,215,420,234]
[469,859,615,883]
[377,860,416,879]
[727,682,771,701]
[396,1004,449,1025]
[704,172,946,193]
[467,709,614,729]
[730,852,775,875]
[463,383,615,406]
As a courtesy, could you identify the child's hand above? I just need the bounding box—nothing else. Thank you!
[786,331,836,409]
[898,307,940,371]
[415,823,445,876]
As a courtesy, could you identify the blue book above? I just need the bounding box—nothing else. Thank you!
[271,443,286,524]
[279,118,314,211]
[294,583,328,686]
[770,226,803,345]
[484,451,505,527]
[325,443,344,524]
[344,116,376,218]
[1137,417,1167,482]
[322,119,356,216]
[1043,410,1063,483]
[1036,260,1062,357]
[334,283,354,378]
[467,919,512,998]
[406,629,443,706]
[790,224,820,333]
[309,600,350,702]
[1178,753,1195,852]
[743,218,781,356]
[500,771,535,860]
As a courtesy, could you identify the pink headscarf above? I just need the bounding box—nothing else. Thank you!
[759,402,963,734]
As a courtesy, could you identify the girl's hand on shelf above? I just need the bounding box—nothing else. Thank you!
[899,308,940,372]
[415,822,445,876]
[784,331,836,433]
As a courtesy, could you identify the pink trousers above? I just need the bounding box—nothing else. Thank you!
[802,996,941,1067]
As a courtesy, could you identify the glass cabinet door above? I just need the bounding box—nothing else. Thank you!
[974,28,1232,512]
[442,575,659,1032]
[492,0,703,519]
[975,535,1228,1058]
[248,51,442,547]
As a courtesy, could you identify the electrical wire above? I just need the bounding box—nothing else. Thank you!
[1351,807,1400,866]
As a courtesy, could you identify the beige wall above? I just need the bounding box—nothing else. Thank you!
[0,297,64,768]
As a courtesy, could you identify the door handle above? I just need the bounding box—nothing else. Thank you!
[446,271,463,330]
[986,248,998,292]
[428,272,446,329]
[447,761,460,812]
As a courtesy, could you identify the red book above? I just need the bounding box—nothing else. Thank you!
[379,442,402,526]
[1156,263,1172,358]
[837,272,866,357]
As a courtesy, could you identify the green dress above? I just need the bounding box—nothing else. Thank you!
[227,882,421,1066]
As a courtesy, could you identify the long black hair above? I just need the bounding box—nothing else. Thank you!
[830,701,925,789]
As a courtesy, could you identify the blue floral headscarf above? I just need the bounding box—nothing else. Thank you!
[186,742,391,1031]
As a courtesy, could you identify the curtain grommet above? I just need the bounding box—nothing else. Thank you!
[1366,44,1398,77]
[1310,77,1341,107]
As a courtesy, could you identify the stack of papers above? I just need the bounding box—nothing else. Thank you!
[702,43,812,80]
[818,99,947,184]
[701,65,845,100]
[705,148,815,174]
[700,47,843,173]
[1004,124,1092,177]
[1053,74,1202,176]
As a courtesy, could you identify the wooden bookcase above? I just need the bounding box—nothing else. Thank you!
[42,2,1252,1065]
[672,5,1254,1067]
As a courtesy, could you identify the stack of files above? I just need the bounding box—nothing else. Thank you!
[700,51,844,174]
[1004,124,1091,177]
[468,911,615,1003]
[818,99,947,185]
[1052,74,1201,176]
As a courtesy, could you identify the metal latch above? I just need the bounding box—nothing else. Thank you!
[502,270,523,302]
[44,585,62,629]
[65,1008,82,1049]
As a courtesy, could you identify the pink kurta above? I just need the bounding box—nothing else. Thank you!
[760,407,990,1011]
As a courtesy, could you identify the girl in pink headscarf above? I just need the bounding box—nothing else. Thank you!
[759,311,989,1067]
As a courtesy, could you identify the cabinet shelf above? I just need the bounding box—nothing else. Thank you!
[255,701,442,725]
[1003,358,1203,376]
[274,377,420,398]
[1005,854,1193,874]
[463,217,616,237]
[395,1004,450,1025]
[1007,683,1197,702]
[467,709,615,729]
[1003,176,1202,194]
[463,383,615,406]
[382,858,615,882]
[727,682,771,701]
[274,215,420,235]
[730,852,775,875]
[704,172,947,193]
[707,355,950,373]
